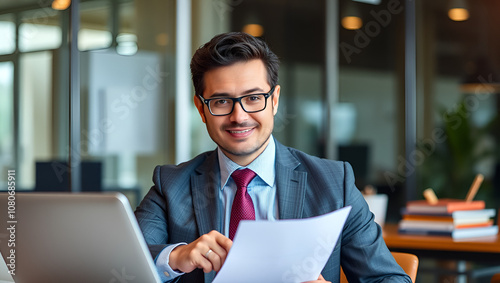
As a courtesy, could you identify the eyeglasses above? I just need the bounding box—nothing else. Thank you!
[198,86,276,116]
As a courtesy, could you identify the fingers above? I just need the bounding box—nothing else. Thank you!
[214,231,233,251]
[210,231,233,266]
[199,252,216,273]
[169,230,233,274]
[201,231,232,272]
[202,248,222,272]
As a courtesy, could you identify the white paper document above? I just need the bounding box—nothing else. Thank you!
[213,206,352,283]
[0,252,14,283]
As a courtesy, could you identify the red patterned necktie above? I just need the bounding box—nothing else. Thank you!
[229,168,257,240]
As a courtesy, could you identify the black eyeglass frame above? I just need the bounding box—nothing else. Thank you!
[198,86,276,116]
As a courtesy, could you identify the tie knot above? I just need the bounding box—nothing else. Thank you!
[231,168,256,189]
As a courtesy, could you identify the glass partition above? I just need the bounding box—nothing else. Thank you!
[0,14,15,55]
[337,0,405,216]
[78,0,176,205]
[0,62,14,188]
[416,0,500,209]
[79,0,112,51]
[19,51,54,189]
[229,0,327,158]
[19,9,62,52]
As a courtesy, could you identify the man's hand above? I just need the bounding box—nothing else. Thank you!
[303,274,331,283]
[169,230,232,274]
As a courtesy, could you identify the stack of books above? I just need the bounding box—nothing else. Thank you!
[398,199,498,239]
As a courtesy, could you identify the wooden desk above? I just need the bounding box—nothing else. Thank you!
[383,223,500,263]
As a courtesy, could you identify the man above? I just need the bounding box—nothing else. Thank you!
[135,32,411,283]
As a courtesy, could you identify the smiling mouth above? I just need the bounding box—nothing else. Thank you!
[228,129,252,134]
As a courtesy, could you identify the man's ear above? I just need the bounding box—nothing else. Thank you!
[272,85,280,116]
[194,95,207,123]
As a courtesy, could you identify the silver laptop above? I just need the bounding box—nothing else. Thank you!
[0,192,161,283]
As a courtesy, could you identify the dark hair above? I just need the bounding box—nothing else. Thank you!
[190,32,280,97]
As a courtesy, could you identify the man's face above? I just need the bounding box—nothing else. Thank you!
[194,59,280,166]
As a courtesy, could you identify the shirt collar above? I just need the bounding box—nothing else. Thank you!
[217,136,276,190]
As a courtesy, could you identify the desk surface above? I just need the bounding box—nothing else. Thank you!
[383,223,500,262]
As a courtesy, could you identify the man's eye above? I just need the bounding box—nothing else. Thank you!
[246,95,262,102]
[213,99,229,106]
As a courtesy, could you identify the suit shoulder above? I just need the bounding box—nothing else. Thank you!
[286,146,348,170]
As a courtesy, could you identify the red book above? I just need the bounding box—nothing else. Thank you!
[406,199,485,214]
[399,219,494,231]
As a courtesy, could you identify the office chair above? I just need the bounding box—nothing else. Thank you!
[340,252,419,283]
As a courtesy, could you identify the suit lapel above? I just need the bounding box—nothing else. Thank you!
[191,151,222,238]
[191,151,222,283]
[275,140,307,220]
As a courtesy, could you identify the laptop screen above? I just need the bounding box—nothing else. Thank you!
[0,192,161,283]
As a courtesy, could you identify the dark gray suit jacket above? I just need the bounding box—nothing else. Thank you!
[135,140,411,283]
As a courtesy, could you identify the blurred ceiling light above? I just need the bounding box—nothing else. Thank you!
[52,0,71,10]
[449,8,469,21]
[448,0,469,21]
[341,1,363,30]
[116,33,138,56]
[242,24,264,37]
[342,16,363,30]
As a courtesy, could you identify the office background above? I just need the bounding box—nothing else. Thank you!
[0,0,499,214]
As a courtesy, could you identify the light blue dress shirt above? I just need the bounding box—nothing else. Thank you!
[156,137,279,281]
[218,136,279,236]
